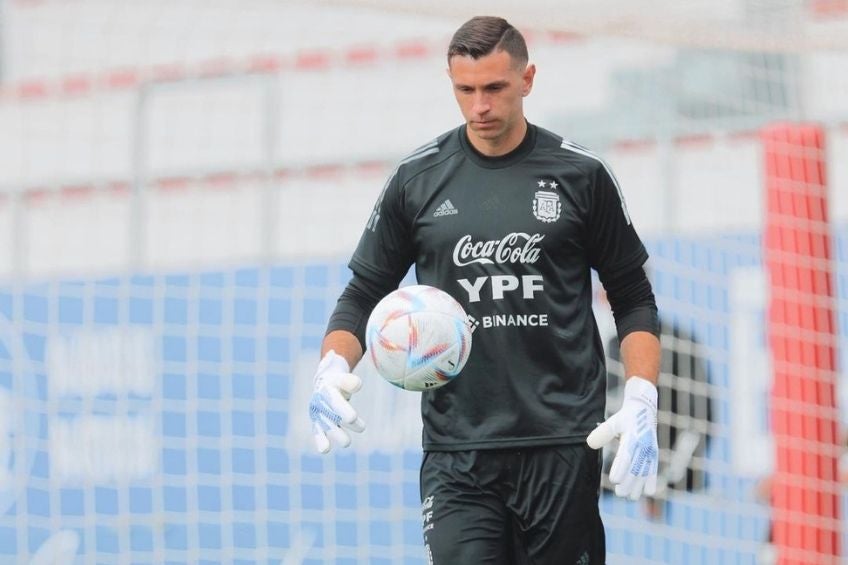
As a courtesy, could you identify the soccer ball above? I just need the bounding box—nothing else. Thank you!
[366,285,472,391]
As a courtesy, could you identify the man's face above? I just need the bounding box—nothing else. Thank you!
[448,49,535,155]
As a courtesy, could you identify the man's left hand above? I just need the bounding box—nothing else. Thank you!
[587,376,659,500]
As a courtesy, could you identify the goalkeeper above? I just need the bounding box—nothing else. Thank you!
[309,15,661,565]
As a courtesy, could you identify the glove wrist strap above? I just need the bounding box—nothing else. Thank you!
[318,349,351,376]
[623,375,658,406]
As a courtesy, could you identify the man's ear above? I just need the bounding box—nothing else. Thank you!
[522,63,537,96]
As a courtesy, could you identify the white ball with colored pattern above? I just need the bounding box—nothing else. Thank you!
[366,285,472,391]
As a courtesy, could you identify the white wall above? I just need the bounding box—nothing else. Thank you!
[1,1,847,280]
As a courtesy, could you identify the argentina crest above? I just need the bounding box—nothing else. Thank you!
[532,181,562,223]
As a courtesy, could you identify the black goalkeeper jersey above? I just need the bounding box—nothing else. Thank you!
[350,123,649,451]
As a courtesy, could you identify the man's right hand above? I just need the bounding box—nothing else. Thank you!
[309,350,366,453]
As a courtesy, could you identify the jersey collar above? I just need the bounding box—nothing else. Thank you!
[458,121,537,169]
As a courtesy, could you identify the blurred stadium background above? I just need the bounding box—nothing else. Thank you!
[1,0,848,563]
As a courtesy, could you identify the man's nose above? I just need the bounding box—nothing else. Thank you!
[472,93,490,115]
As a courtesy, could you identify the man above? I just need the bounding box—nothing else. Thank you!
[309,16,662,564]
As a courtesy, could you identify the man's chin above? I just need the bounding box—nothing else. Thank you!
[469,127,501,141]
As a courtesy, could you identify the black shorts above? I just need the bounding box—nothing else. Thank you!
[420,444,605,565]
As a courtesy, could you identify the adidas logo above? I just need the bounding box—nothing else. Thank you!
[433,199,459,217]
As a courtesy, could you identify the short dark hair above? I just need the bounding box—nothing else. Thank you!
[447,16,528,67]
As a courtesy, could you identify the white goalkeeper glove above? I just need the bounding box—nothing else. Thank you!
[309,350,366,453]
[587,376,659,500]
